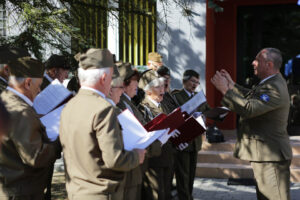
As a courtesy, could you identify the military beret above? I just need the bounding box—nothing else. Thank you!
[148,52,162,63]
[45,54,70,70]
[183,69,199,80]
[0,47,30,64]
[118,62,139,81]
[9,57,44,78]
[79,48,114,70]
[157,65,170,77]
[112,64,120,79]
[138,69,165,91]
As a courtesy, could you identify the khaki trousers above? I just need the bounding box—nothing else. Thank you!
[251,160,291,200]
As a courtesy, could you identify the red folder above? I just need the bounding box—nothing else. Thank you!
[144,108,185,134]
[170,116,206,147]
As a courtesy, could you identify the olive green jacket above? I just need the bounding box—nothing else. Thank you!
[59,89,140,199]
[117,93,145,188]
[222,73,293,161]
[172,89,210,152]
[139,97,174,168]
[0,90,60,196]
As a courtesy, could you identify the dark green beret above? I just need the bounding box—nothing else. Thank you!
[9,57,44,78]
[138,70,159,89]
[79,48,114,70]
[157,65,170,77]
[45,54,70,70]
[183,69,199,80]
[0,47,30,64]
[118,62,139,81]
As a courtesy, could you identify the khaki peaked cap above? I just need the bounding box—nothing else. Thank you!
[0,47,30,64]
[9,57,44,78]
[79,48,114,69]
[138,69,159,89]
[118,62,138,81]
[148,52,162,63]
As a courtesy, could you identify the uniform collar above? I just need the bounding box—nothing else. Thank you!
[81,86,106,99]
[7,86,33,106]
[123,92,131,101]
[183,88,194,97]
[0,76,8,84]
[259,74,277,85]
[106,97,116,106]
[44,72,53,83]
[147,96,160,108]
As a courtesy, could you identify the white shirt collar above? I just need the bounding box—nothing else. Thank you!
[0,76,8,84]
[81,86,106,99]
[259,74,277,85]
[44,72,53,83]
[184,88,194,97]
[123,93,131,101]
[147,96,160,108]
[7,86,33,106]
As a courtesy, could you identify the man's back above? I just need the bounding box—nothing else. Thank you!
[60,89,139,198]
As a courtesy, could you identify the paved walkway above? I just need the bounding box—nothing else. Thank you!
[54,158,300,200]
[191,178,300,200]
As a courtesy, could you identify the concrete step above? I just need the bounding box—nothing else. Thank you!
[201,138,300,155]
[196,163,253,179]
[198,151,300,167]
[196,163,300,182]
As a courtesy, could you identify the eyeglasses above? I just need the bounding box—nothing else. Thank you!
[112,86,124,89]
[189,79,200,85]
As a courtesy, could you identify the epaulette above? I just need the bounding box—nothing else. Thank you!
[171,89,180,95]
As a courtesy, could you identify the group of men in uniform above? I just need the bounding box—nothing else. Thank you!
[0,46,293,200]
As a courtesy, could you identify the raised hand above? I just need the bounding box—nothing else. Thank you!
[220,69,235,89]
[211,71,229,95]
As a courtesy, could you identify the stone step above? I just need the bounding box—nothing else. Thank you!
[201,139,300,155]
[198,151,300,167]
[196,163,300,182]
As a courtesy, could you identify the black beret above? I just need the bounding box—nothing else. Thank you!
[9,57,44,78]
[0,47,30,64]
[45,54,70,70]
[157,65,170,77]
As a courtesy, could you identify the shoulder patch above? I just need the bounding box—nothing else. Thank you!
[260,94,270,102]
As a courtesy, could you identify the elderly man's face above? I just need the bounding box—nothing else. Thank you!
[28,78,43,101]
[149,61,163,71]
[103,67,113,96]
[184,76,199,93]
[252,50,270,80]
[148,83,165,103]
[110,84,124,104]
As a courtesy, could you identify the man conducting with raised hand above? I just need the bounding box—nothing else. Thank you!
[0,57,61,200]
[59,48,145,200]
[211,48,292,200]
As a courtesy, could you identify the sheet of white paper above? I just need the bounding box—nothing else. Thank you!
[33,79,72,115]
[196,115,207,130]
[40,104,65,141]
[181,90,206,115]
[117,109,166,151]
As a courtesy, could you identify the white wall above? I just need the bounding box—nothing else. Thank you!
[157,0,206,92]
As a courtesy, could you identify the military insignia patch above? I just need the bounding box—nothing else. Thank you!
[260,94,270,102]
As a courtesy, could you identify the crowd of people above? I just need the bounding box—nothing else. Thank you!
[0,46,293,200]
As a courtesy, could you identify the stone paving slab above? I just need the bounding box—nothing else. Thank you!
[192,178,300,200]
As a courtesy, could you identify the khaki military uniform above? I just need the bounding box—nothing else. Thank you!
[222,73,293,200]
[0,77,8,94]
[172,89,210,200]
[117,93,146,200]
[138,97,174,200]
[0,90,60,199]
[60,89,140,200]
